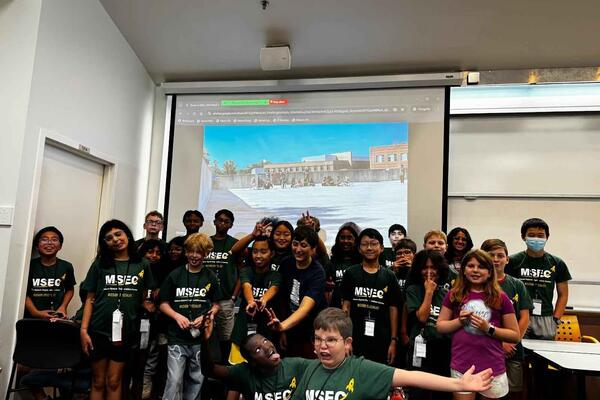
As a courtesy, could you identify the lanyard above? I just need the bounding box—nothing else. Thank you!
[304,358,347,397]
[47,261,59,311]
[186,265,197,320]
[114,261,131,310]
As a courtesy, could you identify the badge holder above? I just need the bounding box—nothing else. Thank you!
[412,332,426,367]
[140,318,150,349]
[247,321,258,335]
[112,309,124,345]
[533,299,542,316]
[364,317,376,337]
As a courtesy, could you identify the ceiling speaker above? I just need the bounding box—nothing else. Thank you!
[260,46,291,71]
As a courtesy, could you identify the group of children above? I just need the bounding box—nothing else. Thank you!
[23,209,571,400]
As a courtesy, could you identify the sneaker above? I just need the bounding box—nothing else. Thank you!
[142,375,153,400]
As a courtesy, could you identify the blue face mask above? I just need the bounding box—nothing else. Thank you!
[525,237,546,252]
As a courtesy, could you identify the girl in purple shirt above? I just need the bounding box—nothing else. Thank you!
[437,249,520,399]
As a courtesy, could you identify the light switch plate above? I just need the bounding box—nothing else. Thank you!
[0,206,15,226]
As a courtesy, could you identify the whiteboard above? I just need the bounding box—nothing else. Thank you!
[448,114,600,310]
[449,114,600,196]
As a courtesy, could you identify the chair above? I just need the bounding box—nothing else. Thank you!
[5,318,87,400]
[554,314,599,343]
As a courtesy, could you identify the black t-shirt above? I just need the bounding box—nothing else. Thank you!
[379,247,396,269]
[341,264,400,362]
[26,258,76,316]
[204,235,239,298]
[159,265,222,345]
[281,257,326,337]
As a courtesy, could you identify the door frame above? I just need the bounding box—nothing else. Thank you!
[25,127,118,276]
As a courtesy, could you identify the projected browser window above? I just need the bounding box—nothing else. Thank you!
[168,88,445,246]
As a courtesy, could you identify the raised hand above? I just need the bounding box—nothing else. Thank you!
[265,307,284,332]
[424,276,437,294]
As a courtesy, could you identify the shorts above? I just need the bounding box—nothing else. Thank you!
[451,369,509,399]
[89,332,129,362]
[214,299,235,341]
[524,315,557,340]
[505,360,523,392]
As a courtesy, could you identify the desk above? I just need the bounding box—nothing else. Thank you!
[522,339,600,400]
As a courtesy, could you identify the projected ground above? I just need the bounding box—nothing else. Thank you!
[200,122,409,245]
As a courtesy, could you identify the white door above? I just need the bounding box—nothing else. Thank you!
[34,144,105,315]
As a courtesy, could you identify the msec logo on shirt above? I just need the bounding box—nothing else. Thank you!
[461,299,491,335]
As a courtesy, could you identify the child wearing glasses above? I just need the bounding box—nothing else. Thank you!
[290,307,493,400]
[26,226,76,320]
[341,228,401,365]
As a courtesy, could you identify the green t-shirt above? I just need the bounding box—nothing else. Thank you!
[159,265,222,345]
[507,251,572,316]
[499,274,533,360]
[230,266,282,345]
[82,259,155,340]
[341,265,400,361]
[204,235,239,298]
[379,247,396,269]
[405,284,448,342]
[227,357,311,400]
[26,258,76,316]
[291,356,395,400]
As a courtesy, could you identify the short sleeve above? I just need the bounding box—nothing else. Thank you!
[239,267,252,285]
[302,265,325,302]
[341,267,355,301]
[441,291,453,309]
[209,272,224,302]
[385,270,401,304]
[143,261,157,289]
[358,357,395,399]
[405,284,423,313]
[82,262,99,293]
[500,292,515,315]
[159,272,176,303]
[555,257,572,283]
[64,261,77,288]
[268,270,282,287]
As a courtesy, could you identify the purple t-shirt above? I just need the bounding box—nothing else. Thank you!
[442,291,514,376]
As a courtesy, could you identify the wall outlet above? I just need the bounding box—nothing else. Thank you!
[0,206,15,226]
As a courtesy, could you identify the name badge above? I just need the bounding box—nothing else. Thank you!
[415,333,427,358]
[364,318,375,337]
[247,322,258,335]
[112,309,123,342]
[190,327,201,338]
[533,299,542,316]
[140,318,150,349]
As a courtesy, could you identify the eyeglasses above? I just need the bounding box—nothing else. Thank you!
[104,230,126,242]
[313,336,344,347]
[396,250,414,256]
[360,241,380,249]
[39,238,60,244]
[145,220,162,226]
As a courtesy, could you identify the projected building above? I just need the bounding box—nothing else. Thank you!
[369,144,408,170]
[263,151,369,173]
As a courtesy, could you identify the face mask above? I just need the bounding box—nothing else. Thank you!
[526,237,546,252]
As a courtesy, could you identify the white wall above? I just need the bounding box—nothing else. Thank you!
[0,0,156,392]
